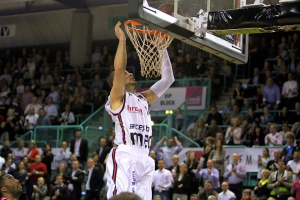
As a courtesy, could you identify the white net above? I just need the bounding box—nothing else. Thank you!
[125,20,174,78]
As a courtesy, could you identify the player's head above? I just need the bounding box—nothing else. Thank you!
[107,70,137,89]
[0,174,22,198]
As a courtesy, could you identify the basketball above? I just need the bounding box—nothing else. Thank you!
[157,2,184,16]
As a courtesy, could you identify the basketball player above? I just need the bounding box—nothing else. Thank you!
[105,21,174,200]
[0,174,23,200]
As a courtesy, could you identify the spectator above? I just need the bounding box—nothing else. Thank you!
[149,150,158,170]
[208,66,221,103]
[39,67,53,91]
[153,160,173,200]
[26,140,39,164]
[248,67,265,85]
[282,133,297,164]
[1,158,16,176]
[198,180,218,200]
[94,137,111,165]
[54,141,71,168]
[168,155,180,179]
[241,98,252,112]
[20,86,34,111]
[251,125,265,146]
[47,85,59,103]
[16,78,25,95]
[88,86,104,110]
[41,144,53,186]
[291,102,300,124]
[174,108,184,131]
[242,121,257,146]
[267,159,293,200]
[205,120,223,138]
[209,139,226,183]
[50,174,70,200]
[91,46,101,63]
[90,74,103,91]
[43,97,58,124]
[202,137,216,169]
[63,160,84,200]
[0,139,12,160]
[265,124,283,146]
[233,82,244,106]
[280,123,291,143]
[260,106,275,125]
[190,194,199,200]
[32,177,47,200]
[57,104,75,125]
[0,68,12,86]
[282,72,298,109]
[24,106,39,130]
[266,149,281,172]
[277,107,290,124]
[217,182,236,200]
[70,130,88,165]
[3,108,18,141]
[205,106,223,126]
[225,118,242,145]
[14,161,28,200]
[84,158,104,200]
[286,150,300,182]
[241,189,252,200]
[225,105,244,125]
[257,148,271,181]
[172,163,191,200]
[223,153,246,200]
[186,118,207,146]
[27,155,47,200]
[194,159,220,190]
[262,78,281,110]
[254,169,271,200]
[155,136,183,168]
[109,192,142,200]
[287,52,299,72]
[36,108,51,126]
[183,151,199,195]
[13,139,27,165]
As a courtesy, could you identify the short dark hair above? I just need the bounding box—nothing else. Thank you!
[109,192,142,200]
[107,71,115,88]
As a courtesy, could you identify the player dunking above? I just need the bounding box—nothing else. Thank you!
[105,22,174,199]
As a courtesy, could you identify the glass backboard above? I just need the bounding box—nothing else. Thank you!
[128,0,249,64]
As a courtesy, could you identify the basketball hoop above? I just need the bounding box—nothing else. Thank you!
[124,20,174,77]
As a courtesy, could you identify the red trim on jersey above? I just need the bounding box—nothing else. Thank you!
[111,148,118,196]
[117,114,127,145]
[0,197,10,200]
[106,92,127,116]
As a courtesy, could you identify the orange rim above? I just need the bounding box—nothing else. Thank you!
[124,20,170,37]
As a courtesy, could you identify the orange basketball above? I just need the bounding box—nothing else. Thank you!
[157,2,184,16]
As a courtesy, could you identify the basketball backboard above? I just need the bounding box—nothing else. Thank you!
[128,0,249,64]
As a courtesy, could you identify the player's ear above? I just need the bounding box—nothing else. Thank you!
[0,186,7,193]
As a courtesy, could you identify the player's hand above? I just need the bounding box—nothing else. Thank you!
[162,136,167,141]
[115,21,126,41]
[174,136,178,142]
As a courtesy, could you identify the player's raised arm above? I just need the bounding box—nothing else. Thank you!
[109,22,127,110]
[143,50,174,104]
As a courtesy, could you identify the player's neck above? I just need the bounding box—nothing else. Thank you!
[125,85,135,93]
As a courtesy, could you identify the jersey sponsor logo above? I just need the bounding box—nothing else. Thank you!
[130,132,152,149]
[127,105,143,114]
[129,123,151,149]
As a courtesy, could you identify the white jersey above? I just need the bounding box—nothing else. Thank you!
[105,92,152,153]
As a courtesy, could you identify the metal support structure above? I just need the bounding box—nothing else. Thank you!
[25,1,35,11]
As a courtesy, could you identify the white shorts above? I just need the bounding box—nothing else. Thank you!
[106,145,155,200]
